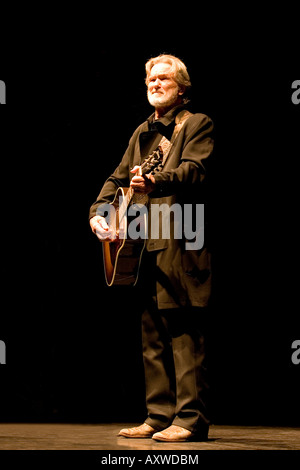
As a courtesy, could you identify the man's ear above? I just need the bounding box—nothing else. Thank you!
[178,86,186,96]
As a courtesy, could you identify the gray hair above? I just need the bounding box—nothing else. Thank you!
[145,54,192,95]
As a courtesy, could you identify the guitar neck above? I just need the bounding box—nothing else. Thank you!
[118,151,162,223]
[119,166,142,222]
[119,187,134,222]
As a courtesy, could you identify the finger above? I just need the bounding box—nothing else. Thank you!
[130,176,144,184]
[92,222,105,234]
[130,165,141,174]
[95,227,116,241]
[99,219,110,230]
[145,173,156,184]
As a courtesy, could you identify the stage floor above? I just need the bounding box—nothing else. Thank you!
[0,423,299,450]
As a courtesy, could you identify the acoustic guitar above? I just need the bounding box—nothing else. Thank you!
[102,148,163,286]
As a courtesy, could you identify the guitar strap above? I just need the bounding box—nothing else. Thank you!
[158,109,193,166]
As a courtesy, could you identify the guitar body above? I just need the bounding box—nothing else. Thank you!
[102,187,148,286]
[101,147,163,287]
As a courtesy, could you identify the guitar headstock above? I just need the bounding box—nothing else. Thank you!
[140,147,163,175]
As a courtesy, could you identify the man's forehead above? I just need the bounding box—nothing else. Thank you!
[149,62,173,77]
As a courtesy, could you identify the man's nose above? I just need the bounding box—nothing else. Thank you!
[153,79,161,88]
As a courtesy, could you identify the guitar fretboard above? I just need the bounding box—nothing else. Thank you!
[119,186,135,223]
[118,148,163,223]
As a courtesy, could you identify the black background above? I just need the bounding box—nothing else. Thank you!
[0,13,299,427]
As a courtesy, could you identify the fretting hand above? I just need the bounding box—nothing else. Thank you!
[130,166,156,194]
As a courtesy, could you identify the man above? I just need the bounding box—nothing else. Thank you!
[89,54,214,442]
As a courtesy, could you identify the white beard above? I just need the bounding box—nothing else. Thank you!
[147,85,180,109]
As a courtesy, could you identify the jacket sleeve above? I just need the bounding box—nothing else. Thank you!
[152,114,214,195]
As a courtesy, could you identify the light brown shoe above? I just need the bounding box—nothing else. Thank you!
[152,424,206,442]
[118,423,156,438]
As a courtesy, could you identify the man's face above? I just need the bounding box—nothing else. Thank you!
[147,63,182,109]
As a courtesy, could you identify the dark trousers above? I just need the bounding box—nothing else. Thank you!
[141,299,210,434]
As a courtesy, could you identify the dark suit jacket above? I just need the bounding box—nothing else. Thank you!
[89,104,214,309]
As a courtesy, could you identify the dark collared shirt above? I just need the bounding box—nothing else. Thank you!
[139,103,187,160]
